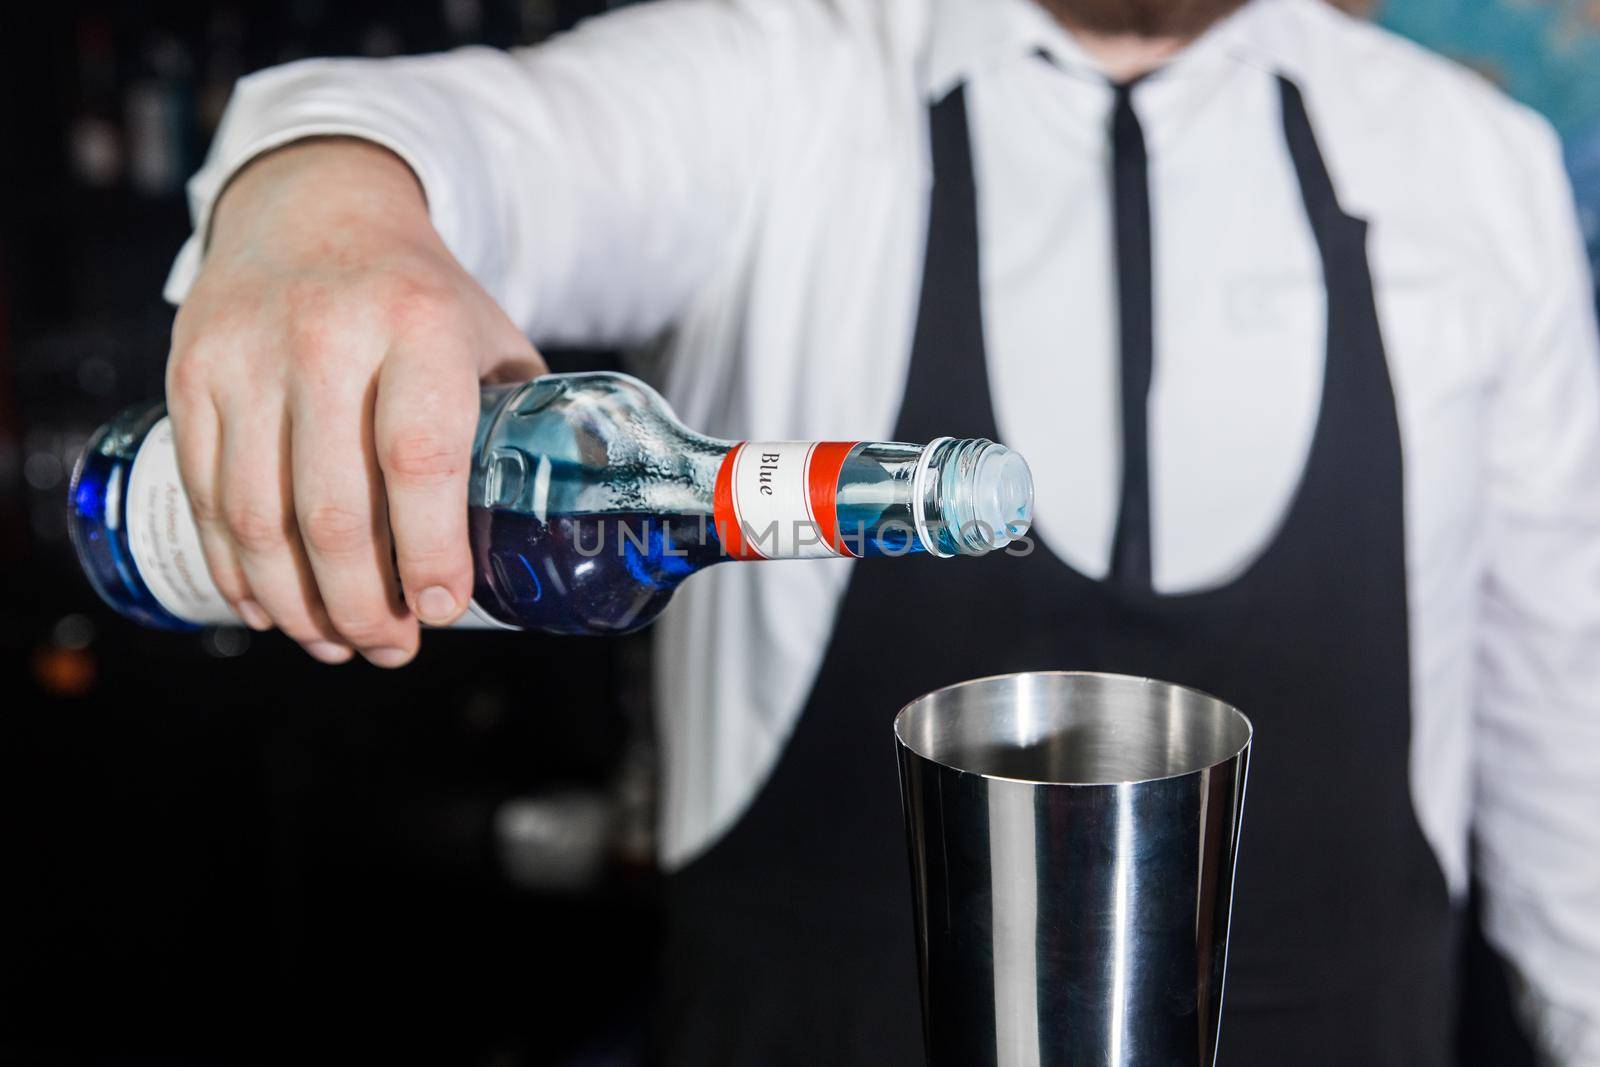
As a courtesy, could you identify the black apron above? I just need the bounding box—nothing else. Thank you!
[653,76,1459,1066]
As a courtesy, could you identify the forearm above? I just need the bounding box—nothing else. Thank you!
[165,50,533,317]
[170,1,796,348]
[1474,112,1600,1065]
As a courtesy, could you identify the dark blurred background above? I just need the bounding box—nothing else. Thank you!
[0,0,1595,1064]
[0,3,659,1065]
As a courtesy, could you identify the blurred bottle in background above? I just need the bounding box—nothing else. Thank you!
[66,16,124,190]
[124,32,194,197]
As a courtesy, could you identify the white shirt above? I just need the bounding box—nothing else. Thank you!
[164,0,1600,1057]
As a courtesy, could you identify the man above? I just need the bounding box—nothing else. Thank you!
[162,0,1600,1061]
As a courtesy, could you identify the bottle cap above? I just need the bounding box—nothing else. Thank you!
[970,445,1034,550]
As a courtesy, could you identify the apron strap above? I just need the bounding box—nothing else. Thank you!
[896,85,1002,444]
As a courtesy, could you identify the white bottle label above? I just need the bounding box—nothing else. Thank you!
[713,441,860,560]
[126,418,239,625]
[125,417,511,630]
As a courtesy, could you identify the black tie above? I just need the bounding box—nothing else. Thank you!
[1108,81,1154,589]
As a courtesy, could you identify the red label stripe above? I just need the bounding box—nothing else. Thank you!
[713,441,753,560]
[805,441,859,557]
[712,441,861,560]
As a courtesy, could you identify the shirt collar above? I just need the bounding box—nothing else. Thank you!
[921,0,1289,102]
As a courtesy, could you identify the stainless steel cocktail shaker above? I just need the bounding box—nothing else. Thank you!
[896,671,1252,1067]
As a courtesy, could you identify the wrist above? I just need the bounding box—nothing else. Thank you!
[207,136,432,256]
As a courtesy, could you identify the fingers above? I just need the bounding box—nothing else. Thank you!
[290,371,419,666]
[164,253,506,667]
[164,362,263,629]
[375,338,479,628]
[214,395,354,664]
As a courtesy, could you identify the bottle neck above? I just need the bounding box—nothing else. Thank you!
[711,438,1032,561]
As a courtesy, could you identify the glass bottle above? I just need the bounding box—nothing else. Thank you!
[70,372,1034,636]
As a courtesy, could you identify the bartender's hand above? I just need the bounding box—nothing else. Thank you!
[165,137,547,667]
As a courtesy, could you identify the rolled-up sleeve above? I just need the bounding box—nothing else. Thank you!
[1474,117,1600,1065]
[165,0,806,348]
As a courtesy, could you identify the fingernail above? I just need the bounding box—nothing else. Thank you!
[415,585,457,624]
[236,599,271,631]
[306,640,354,665]
[364,646,412,669]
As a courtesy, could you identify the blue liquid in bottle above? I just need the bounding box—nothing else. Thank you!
[68,405,196,629]
[469,509,726,635]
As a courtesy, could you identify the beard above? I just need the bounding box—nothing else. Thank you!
[1038,0,1251,38]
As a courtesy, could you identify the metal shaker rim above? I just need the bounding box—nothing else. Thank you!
[893,669,1254,788]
